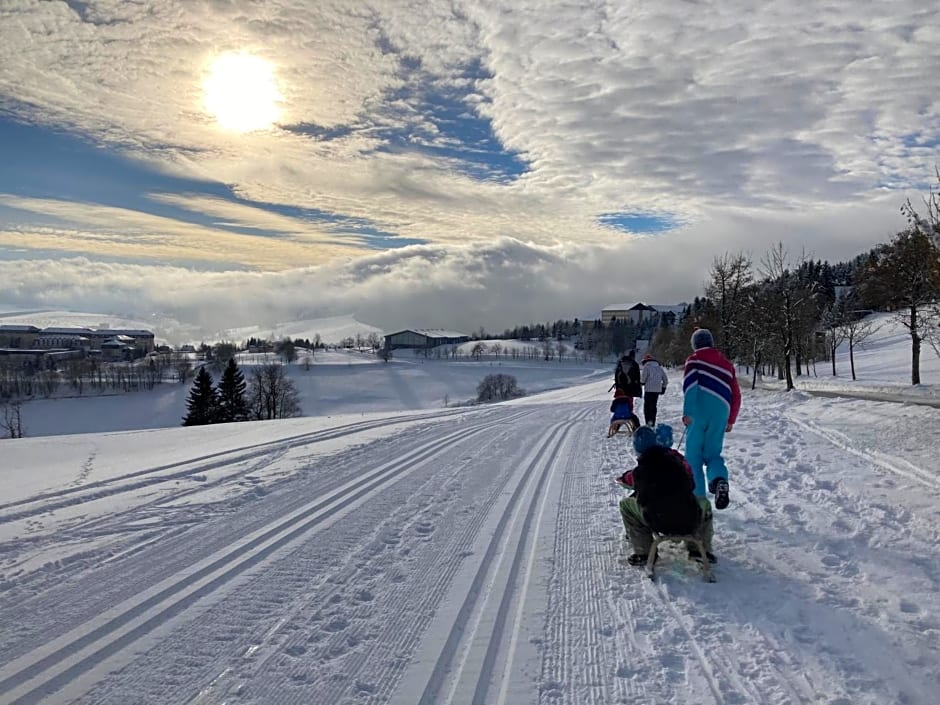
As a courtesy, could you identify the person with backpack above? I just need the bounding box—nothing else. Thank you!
[616,424,715,565]
[682,328,741,510]
[614,349,642,401]
[639,353,668,426]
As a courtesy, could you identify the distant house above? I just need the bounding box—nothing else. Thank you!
[384,329,470,351]
[101,336,136,360]
[601,302,658,326]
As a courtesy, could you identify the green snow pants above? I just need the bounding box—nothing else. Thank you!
[619,496,713,554]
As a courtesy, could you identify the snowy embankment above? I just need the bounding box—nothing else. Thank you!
[759,312,939,401]
[1,381,938,705]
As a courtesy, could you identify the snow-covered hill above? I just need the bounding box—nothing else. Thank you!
[222,314,384,346]
[759,312,939,400]
[1,382,937,704]
[0,310,384,347]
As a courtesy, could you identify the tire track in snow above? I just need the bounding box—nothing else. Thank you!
[177,418,532,705]
[406,408,592,705]
[0,408,474,522]
[0,411,529,660]
[0,411,533,705]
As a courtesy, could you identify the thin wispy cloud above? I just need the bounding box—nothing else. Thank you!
[0,0,937,332]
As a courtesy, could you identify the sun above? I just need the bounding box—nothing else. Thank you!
[203,52,282,132]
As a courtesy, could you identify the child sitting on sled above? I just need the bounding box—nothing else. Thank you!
[615,424,715,565]
[608,388,641,437]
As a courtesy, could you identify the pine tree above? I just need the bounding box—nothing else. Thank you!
[217,358,249,423]
[182,367,218,426]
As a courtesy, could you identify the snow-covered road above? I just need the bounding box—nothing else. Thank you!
[1,385,938,705]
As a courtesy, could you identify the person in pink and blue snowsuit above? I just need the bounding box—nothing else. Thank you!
[681,328,741,510]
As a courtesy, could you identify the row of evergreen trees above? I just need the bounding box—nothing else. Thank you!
[182,359,249,426]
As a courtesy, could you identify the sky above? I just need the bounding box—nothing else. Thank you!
[1,0,939,336]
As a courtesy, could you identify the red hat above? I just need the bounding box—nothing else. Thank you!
[642,353,653,362]
[614,388,627,398]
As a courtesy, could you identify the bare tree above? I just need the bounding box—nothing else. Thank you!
[760,244,821,390]
[858,228,940,384]
[476,374,525,402]
[470,342,488,360]
[738,284,779,389]
[901,169,940,360]
[706,252,753,358]
[174,354,193,383]
[1,400,25,438]
[823,317,848,377]
[838,315,881,381]
[249,363,302,419]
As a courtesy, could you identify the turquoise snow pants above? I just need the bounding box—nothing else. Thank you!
[685,398,730,497]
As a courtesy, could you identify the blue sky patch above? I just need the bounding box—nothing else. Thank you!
[282,57,529,183]
[598,211,683,234]
[900,130,940,151]
[0,115,415,250]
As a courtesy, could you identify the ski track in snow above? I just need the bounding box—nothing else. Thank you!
[1,391,939,705]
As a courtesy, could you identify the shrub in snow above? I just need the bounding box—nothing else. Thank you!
[476,374,525,403]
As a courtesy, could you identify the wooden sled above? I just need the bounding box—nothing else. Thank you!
[607,417,640,438]
[646,533,715,583]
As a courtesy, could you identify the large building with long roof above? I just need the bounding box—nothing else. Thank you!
[383,329,470,351]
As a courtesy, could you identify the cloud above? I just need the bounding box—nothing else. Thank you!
[0,195,910,343]
[0,194,364,268]
[2,1,937,245]
[0,0,936,336]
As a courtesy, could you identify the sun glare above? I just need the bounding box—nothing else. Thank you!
[203,53,281,132]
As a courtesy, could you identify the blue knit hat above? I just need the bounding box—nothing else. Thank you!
[654,423,674,449]
[691,328,714,350]
[632,425,657,455]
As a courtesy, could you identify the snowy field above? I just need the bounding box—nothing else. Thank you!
[1,380,938,705]
[13,350,609,437]
[759,312,940,401]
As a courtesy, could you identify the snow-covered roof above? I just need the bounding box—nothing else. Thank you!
[387,329,468,339]
[39,327,94,335]
[93,329,154,336]
[601,302,656,312]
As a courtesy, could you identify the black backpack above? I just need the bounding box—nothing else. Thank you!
[632,447,702,536]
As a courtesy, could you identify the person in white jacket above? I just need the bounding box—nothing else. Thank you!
[639,353,668,426]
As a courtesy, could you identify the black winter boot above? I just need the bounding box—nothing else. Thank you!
[710,478,730,510]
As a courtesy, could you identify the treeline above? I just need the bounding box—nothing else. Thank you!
[648,183,940,387]
[472,315,669,360]
[0,355,187,400]
[182,358,301,426]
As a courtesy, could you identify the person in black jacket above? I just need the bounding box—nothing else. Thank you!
[614,349,642,403]
[617,425,715,565]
